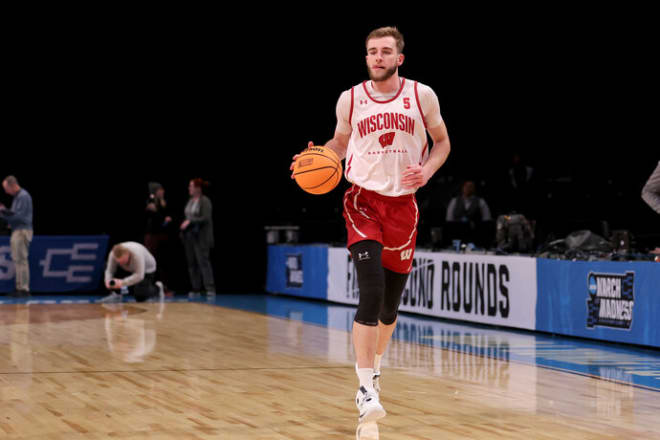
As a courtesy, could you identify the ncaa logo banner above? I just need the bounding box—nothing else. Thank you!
[0,235,109,293]
[586,271,635,330]
[536,259,660,348]
[266,244,328,300]
[327,248,538,330]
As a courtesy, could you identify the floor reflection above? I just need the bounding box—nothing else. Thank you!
[0,301,166,368]
[7,304,33,392]
[213,294,660,392]
[103,303,161,363]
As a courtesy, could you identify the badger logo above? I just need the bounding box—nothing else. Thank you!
[379,132,396,148]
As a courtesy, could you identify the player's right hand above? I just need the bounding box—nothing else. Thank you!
[290,141,314,179]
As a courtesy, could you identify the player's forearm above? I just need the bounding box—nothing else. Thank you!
[423,138,450,178]
[324,138,348,161]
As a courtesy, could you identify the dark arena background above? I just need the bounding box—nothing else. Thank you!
[2,10,660,440]
[3,12,656,292]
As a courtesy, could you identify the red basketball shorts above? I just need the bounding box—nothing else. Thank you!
[343,184,419,274]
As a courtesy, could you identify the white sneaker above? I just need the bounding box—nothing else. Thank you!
[373,371,381,394]
[98,292,122,303]
[355,386,386,423]
[155,281,165,301]
[354,363,381,395]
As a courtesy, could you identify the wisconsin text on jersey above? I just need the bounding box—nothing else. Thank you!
[356,112,416,138]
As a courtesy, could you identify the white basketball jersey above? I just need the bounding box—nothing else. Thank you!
[345,78,429,197]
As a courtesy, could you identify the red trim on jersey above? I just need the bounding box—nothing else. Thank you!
[349,86,354,125]
[346,154,353,177]
[362,78,406,104]
[414,81,428,129]
[419,142,428,165]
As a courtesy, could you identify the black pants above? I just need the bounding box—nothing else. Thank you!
[130,273,159,302]
[182,233,215,293]
[114,269,158,302]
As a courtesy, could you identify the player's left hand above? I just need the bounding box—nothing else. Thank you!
[402,164,430,189]
[290,141,314,179]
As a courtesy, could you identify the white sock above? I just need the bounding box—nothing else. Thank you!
[374,353,383,372]
[357,367,375,391]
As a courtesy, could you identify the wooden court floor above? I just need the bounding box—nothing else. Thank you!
[1,301,659,439]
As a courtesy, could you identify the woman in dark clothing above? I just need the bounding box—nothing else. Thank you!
[144,182,173,293]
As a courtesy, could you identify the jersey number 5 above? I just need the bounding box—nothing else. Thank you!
[403,97,411,109]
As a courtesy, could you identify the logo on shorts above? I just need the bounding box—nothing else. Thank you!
[379,132,396,148]
[400,249,413,261]
[586,271,634,330]
[357,251,370,262]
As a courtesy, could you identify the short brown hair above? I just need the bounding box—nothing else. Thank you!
[366,26,404,53]
[112,245,129,259]
[3,175,18,187]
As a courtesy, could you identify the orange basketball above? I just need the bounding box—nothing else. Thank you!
[293,146,343,194]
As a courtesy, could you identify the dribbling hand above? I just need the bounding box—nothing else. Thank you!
[401,164,430,189]
[290,141,314,179]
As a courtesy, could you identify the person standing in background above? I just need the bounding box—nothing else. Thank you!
[642,161,660,260]
[0,176,33,298]
[642,161,660,215]
[144,182,173,294]
[144,182,172,252]
[446,180,492,223]
[505,152,536,217]
[180,178,216,297]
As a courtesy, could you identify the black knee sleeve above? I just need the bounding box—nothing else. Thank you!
[379,269,409,325]
[350,240,385,326]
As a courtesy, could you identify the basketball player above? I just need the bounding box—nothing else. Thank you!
[290,27,450,423]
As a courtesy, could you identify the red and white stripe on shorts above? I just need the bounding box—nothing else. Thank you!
[343,184,419,274]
